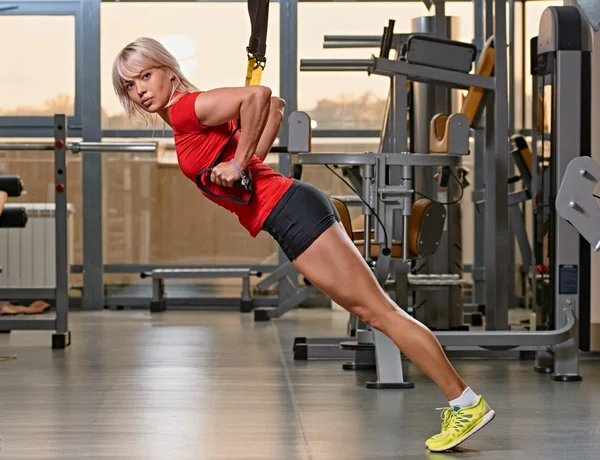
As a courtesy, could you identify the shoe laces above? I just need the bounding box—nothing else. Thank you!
[436,407,472,433]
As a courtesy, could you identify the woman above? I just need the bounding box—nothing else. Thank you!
[112,37,495,452]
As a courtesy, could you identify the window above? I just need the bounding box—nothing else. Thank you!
[445,1,474,44]
[100,147,279,266]
[0,16,75,116]
[298,2,475,131]
[101,2,280,130]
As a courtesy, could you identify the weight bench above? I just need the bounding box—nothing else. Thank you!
[144,268,261,313]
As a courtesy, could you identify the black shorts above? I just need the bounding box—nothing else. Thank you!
[262,180,341,261]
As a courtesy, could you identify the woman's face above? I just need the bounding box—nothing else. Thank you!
[124,67,173,113]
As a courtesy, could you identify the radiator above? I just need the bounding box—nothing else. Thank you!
[0,203,74,289]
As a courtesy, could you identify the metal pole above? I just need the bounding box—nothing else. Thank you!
[278,0,299,303]
[522,2,527,131]
[73,142,157,153]
[402,154,412,261]
[531,51,540,324]
[471,0,486,309]
[391,74,408,246]
[0,143,55,151]
[323,35,382,48]
[509,0,515,134]
[81,0,103,310]
[508,0,517,310]
[392,74,408,153]
[299,59,372,71]
[54,114,69,340]
[434,0,447,38]
[363,164,374,261]
[0,141,157,154]
[486,0,510,330]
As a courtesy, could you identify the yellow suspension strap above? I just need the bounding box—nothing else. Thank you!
[245,0,269,87]
[246,56,264,87]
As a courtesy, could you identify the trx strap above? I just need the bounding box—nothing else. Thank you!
[246,0,269,86]
[196,0,270,205]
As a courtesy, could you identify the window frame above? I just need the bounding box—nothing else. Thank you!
[0,1,82,137]
[99,0,284,136]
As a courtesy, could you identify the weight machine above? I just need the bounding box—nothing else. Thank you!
[291,2,591,388]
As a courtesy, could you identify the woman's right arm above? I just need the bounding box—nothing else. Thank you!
[194,86,272,171]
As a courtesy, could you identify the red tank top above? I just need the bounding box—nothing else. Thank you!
[168,91,294,237]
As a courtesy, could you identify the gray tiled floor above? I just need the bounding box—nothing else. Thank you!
[1,308,599,460]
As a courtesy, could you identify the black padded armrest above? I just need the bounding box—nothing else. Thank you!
[0,207,28,228]
[0,176,24,197]
[403,34,477,73]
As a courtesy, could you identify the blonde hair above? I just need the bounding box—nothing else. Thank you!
[112,37,198,123]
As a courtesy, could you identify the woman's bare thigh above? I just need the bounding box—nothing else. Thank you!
[291,223,394,317]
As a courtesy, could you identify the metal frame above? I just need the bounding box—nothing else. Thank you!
[0,115,70,348]
[0,114,159,346]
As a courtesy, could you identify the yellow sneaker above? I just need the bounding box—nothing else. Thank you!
[425,395,495,452]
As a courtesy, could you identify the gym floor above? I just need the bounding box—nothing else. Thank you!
[1,308,599,460]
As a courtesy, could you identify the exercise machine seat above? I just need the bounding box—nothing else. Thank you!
[429,36,495,154]
[333,198,445,259]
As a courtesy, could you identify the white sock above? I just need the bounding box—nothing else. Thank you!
[448,387,479,409]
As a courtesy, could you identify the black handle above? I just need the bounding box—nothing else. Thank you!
[196,169,253,205]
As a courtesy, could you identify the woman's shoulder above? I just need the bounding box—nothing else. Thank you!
[170,90,202,112]
[169,90,204,131]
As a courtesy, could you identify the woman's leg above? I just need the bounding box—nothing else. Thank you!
[291,222,467,401]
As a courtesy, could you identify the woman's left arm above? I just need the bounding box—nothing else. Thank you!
[254,97,285,162]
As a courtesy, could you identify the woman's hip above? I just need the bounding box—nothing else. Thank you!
[261,180,341,261]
